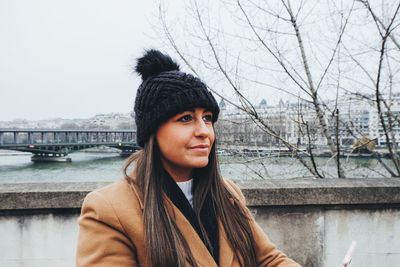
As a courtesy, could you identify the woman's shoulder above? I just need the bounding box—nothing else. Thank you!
[77,178,145,266]
[222,178,246,204]
[85,178,134,202]
[81,177,143,222]
[92,177,136,197]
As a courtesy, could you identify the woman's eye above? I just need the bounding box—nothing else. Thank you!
[178,115,192,122]
[203,114,213,122]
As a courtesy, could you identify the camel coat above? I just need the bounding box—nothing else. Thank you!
[76,177,300,266]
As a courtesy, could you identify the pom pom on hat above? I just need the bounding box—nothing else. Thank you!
[133,49,220,147]
[135,49,180,81]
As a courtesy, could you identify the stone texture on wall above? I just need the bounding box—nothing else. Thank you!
[249,205,400,267]
[0,178,399,267]
[0,213,79,267]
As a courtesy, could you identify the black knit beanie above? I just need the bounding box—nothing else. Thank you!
[134,49,220,147]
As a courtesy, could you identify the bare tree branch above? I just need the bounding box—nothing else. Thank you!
[371,2,400,175]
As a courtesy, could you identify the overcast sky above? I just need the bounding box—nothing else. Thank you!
[2,1,397,122]
[0,0,162,121]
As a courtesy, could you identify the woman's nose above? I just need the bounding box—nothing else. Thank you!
[194,119,209,137]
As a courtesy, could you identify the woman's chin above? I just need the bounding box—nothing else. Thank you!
[190,158,209,168]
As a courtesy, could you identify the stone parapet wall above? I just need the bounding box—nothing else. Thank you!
[235,178,400,206]
[1,178,399,267]
[1,178,399,210]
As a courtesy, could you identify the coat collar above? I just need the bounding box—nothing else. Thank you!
[126,175,237,266]
[161,169,219,263]
[164,196,236,267]
[164,196,217,266]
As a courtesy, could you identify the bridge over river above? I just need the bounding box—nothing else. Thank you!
[0,129,139,162]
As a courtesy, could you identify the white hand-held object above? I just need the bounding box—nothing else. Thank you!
[342,241,357,266]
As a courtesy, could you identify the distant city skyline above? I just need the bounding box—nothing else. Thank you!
[0,0,161,121]
[0,111,134,130]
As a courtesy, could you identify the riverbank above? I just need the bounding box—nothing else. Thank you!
[218,145,396,158]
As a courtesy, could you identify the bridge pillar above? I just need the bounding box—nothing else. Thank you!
[31,154,72,163]
[0,132,3,145]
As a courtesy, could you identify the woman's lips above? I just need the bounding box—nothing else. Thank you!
[189,144,209,151]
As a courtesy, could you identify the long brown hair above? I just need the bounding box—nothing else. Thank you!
[123,135,258,267]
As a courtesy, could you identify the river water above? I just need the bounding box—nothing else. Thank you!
[0,150,394,184]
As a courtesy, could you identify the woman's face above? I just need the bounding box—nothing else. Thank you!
[156,107,215,182]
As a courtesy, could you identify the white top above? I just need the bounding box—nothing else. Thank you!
[176,179,194,207]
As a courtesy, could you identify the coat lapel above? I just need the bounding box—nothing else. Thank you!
[218,218,236,267]
[164,196,218,267]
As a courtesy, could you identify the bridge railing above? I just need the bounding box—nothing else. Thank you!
[0,129,136,146]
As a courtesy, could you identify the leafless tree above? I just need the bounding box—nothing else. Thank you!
[157,0,400,178]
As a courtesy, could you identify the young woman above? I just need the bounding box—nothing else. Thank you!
[76,49,300,267]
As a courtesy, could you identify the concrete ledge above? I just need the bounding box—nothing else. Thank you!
[235,178,400,206]
[0,182,110,210]
[1,178,400,211]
